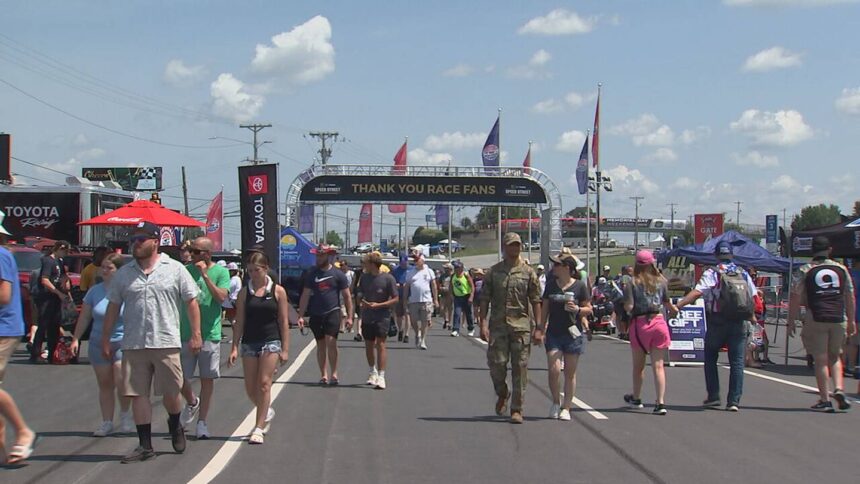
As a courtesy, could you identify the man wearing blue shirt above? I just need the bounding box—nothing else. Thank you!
[0,210,38,464]
[391,254,412,343]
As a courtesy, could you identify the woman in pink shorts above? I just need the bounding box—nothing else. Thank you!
[622,250,677,415]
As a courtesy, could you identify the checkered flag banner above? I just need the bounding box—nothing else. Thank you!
[136,167,158,190]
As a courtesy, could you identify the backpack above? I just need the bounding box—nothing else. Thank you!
[715,267,754,320]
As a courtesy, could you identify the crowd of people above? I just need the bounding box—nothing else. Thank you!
[1,207,858,464]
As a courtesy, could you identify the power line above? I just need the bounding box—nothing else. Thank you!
[12,156,77,178]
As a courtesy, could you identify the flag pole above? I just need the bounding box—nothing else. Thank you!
[447,161,453,261]
[403,136,409,254]
[497,107,503,262]
[379,204,383,251]
[527,140,533,264]
[585,129,591,280]
[594,83,602,278]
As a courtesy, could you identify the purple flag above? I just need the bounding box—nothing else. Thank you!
[576,134,589,195]
[435,205,449,227]
[299,204,314,233]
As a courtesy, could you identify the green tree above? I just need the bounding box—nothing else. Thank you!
[412,226,446,245]
[565,206,595,218]
[460,216,473,229]
[324,230,343,247]
[791,204,842,231]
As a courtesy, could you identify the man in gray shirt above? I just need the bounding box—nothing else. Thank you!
[102,222,201,463]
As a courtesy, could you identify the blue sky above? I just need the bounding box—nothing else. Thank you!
[2,0,859,248]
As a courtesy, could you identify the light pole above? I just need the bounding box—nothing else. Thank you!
[588,172,612,276]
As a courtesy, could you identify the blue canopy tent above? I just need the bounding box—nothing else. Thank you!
[657,230,799,273]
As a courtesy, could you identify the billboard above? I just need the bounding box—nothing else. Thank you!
[82,167,163,191]
[0,192,80,242]
[238,164,279,277]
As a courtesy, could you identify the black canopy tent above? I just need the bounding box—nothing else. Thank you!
[791,217,860,258]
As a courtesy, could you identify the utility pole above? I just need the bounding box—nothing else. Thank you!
[345,207,350,250]
[735,201,743,228]
[239,123,272,163]
[667,202,678,249]
[181,166,189,215]
[630,196,644,248]
[309,131,340,245]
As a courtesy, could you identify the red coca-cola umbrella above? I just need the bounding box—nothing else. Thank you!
[78,200,205,227]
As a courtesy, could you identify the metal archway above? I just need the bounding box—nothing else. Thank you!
[284,164,563,263]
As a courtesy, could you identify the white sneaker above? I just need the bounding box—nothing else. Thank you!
[196,420,210,440]
[467,329,475,337]
[119,411,135,433]
[93,420,113,437]
[450,331,459,337]
[559,408,572,421]
[180,398,200,429]
[263,408,275,434]
[549,404,561,419]
[419,340,428,350]
[367,371,379,386]
[375,376,387,390]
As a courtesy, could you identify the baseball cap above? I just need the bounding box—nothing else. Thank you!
[714,240,733,258]
[597,277,607,285]
[216,260,227,267]
[549,252,585,271]
[399,252,409,263]
[310,243,337,255]
[635,250,656,266]
[452,259,464,269]
[812,236,831,257]
[536,264,545,271]
[603,265,611,272]
[503,232,522,245]
[0,209,11,236]
[227,262,239,270]
[473,268,485,276]
[130,221,160,239]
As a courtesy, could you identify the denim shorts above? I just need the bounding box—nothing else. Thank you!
[241,340,283,358]
[545,330,586,355]
[88,340,122,366]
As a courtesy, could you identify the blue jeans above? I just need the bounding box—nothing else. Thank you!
[704,315,746,405]
[452,295,474,332]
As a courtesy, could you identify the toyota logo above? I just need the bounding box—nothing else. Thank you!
[252,178,264,192]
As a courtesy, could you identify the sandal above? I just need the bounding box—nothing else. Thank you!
[319,377,328,386]
[329,377,339,386]
[7,433,40,464]
[248,428,264,445]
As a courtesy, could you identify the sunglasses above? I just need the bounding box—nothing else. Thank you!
[129,235,156,244]
[189,248,209,255]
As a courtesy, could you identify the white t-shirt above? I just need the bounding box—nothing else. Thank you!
[223,275,243,308]
[406,266,436,304]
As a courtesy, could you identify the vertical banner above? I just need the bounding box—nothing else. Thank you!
[435,205,449,227]
[205,191,223,250]
[0,133,11,184]
[388,141,407,213]
[358,203,373,243]
[765,214,778,253]
[298,204,314,234]
[482,116,500,175]
[238,163,279,278]
[668,300,707,363]
[694,213,724,280]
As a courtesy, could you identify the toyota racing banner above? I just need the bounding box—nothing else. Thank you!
[205,190,223,250]
[238,164,279,275]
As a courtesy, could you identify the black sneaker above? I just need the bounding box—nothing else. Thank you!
[624,394,643,409]
[403,334,409,344]
[121,446,156,464]
[831,390,851,411]
[652,404,667,415]
[702,398,721,408]
[397,331,403,342]
[353,334,363,342]
[170,420,187,453]
[811,400,835,413]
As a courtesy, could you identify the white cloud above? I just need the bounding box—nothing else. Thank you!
[507,49,552,80]
[564,90,596,109]
[672,177,699,190]
[163,59,207,87]
[442,63,473,77]
[835,87,860,114]
[72,134,90,147]
[210,73,265,123]
[518,9,598,36]
[423,132,485,151]
[610,114,660,136]
[769,174,812,192]
[643,148,678,163]
[555,130,587,152]
[679,126,711,144]
[531,98,564,114]
[75,147,106,161]
[603,165,659,194]
[250,15,335,84]
[725,0,857,6]
[730,109,813,146]
[633,125,675,147]
[733,150,780,168]
[742,46,802,72]
[407,148,453,166]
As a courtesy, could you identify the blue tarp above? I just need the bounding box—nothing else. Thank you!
[657,230,799,273]
[280,226,316,272]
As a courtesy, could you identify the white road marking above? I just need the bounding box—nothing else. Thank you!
[188,339,317,484]
[472,337,608,419]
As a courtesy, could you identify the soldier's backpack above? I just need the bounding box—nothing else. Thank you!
[715,267,754,320]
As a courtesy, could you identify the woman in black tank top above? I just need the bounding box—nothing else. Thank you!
[228,253,291,445]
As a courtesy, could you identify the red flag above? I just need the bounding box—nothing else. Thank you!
[592,93,600,169]
[205,190,223,250]
[522,144,531,175]
[389,141,407,213]
[358,203,373,243]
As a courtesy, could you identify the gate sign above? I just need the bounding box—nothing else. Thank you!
[694,213,724,245]
[766,215,778,244]
[668,301,707,363]
[300,175,548,205]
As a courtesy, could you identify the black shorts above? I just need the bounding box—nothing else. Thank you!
[309,311,341,340]
[361,318,389,341]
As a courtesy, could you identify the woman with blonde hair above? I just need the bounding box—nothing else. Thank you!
[623,250,677,415]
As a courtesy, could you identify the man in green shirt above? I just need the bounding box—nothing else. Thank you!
[178,237,230,439]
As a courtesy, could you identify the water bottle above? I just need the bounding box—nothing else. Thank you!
[564,292,577,312]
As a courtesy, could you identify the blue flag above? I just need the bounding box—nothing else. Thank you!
[576,134,589,195]
[435,205,449,227]
[482,116,500,174]
[299,204,314,233]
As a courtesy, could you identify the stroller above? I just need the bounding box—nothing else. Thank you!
[589,280,618,335]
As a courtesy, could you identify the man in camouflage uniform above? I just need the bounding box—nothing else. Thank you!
[479,232,542,424]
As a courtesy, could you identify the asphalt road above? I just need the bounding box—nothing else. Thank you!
[2,319,858,484]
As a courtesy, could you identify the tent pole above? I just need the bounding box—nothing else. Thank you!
[784,255,794,367]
